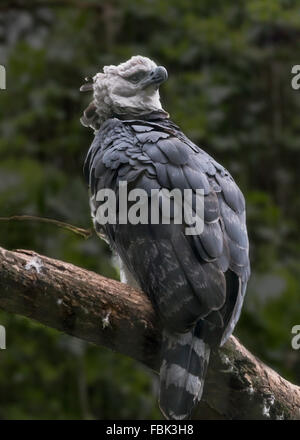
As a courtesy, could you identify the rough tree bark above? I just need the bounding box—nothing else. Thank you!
[0,245,299,420]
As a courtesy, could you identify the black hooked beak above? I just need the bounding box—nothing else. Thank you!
[142,66,168,89]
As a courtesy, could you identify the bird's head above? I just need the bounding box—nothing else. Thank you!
[80,56,168,131]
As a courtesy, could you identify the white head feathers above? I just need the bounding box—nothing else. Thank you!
[103,55,157,76]
[80,56,168,131]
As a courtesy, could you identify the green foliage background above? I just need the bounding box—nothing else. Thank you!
[0,0,299,419]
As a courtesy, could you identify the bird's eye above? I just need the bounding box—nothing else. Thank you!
[125,70,147,83]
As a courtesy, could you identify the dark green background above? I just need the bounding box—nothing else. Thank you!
[0,0,299,419]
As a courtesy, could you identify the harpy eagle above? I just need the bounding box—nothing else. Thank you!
[80,55,250,420]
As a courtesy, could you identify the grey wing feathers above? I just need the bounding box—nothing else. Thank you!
[85,117,250,344]
[85,117,250,419]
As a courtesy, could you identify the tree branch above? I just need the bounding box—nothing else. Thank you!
[0,245,299,420]
[0,216,92,239]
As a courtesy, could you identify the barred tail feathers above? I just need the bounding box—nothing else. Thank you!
[159,328,211,420]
